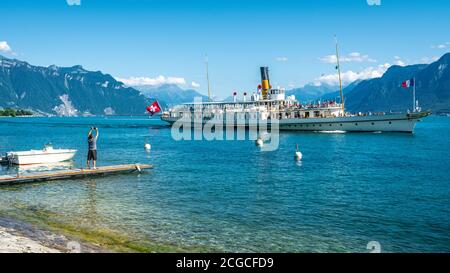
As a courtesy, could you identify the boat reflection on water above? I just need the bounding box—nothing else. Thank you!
[6,161,75,175]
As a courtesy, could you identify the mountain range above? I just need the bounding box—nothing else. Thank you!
[1,53,449,115]
[344,53,450,113]
[289,53,450,113]
[0,55,147,116]
[132,84,209,108]
[286,83,340,102]
[221,83,340,103]
[317,80,362,101]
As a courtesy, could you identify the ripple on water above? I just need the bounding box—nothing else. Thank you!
[0,116,449,252]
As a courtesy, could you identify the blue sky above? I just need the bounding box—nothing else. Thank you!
[1,0,449,98]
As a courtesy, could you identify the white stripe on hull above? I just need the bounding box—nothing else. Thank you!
[279,119,415,132]
[161,112,426,133]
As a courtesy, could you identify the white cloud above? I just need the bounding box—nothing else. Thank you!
[191,81,200,88]
[66,0,81,6]
[319,55,337,63]
[367,0,381,6]
[313,63,390,86]
[115,75,186,86]
[276,56,288,62]
[319,52,377,64]
[0,41,12,53]
[393,56,406,66]
[420,56,439,64]
[432,43,449,49]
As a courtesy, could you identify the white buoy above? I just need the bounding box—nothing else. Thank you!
[256,138,264,147]
[144,143,151,150]
[295,144,302,161]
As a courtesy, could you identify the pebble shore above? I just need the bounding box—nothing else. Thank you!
[0,216,107,253]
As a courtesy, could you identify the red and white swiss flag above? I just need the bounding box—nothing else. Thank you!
[146,101,161,116]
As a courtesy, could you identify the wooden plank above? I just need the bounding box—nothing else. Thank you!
[0,164,153,186]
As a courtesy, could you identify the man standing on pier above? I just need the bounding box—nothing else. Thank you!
[87,127,99,169]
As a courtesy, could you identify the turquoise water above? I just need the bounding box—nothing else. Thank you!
[0,116,449,252]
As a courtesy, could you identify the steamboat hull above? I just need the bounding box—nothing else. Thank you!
[161,111,430,133]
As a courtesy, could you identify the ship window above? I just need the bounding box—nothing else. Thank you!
[355,123,358,126]
[340,124,343,126]
[319,124,322,127]
[329,124,332,126]
[389,121,392,124]
[371,122,375,125]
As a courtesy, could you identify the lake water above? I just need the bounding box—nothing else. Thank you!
[0,116,449,252]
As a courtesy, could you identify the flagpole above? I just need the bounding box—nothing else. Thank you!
[413,77,416,112]
[334,35,345,114]
[205,55,212,102]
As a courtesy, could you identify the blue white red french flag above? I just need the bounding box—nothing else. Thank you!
[401,78,415,88]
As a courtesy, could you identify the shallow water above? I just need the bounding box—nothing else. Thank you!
[0,116,449,252]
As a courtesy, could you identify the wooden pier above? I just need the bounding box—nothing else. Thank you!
[0,164,153,186]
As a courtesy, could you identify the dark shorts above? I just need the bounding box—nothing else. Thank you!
[87,150,97,161]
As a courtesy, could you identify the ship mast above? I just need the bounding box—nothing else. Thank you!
[205,55,212,102]
[334,36,345,113]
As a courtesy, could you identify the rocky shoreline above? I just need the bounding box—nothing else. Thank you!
[0,216,108,253]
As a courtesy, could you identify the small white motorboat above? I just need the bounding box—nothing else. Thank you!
[7,144,77,165]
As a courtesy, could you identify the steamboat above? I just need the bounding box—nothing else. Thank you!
[161,42,430,133]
